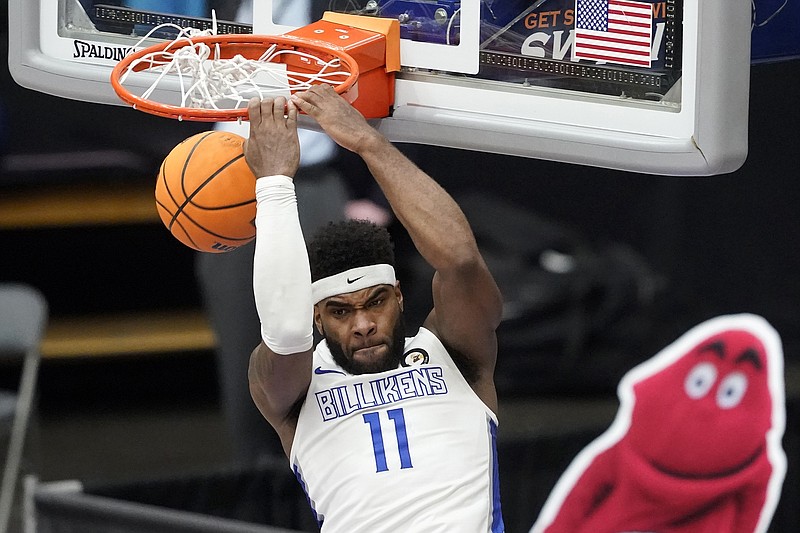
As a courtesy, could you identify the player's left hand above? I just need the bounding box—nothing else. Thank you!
[291,85,379,155]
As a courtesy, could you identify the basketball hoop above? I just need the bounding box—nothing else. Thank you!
[110,33,361,122]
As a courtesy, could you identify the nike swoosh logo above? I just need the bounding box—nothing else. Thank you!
[314,366,345,376]
[347,275,365,284]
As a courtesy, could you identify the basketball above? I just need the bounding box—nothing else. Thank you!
[155,131,257,253]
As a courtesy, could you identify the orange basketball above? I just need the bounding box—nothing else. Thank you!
[155,131,257,253]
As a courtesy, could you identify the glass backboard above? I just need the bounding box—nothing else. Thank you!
[8,0,752,175]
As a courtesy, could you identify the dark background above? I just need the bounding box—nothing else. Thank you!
[2,1,800,531]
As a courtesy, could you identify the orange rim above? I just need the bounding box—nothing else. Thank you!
[110,34,360,121]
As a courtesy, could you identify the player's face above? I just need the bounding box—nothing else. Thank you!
[315,284,406,374]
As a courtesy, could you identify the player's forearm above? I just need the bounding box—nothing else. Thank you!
[358,135,478,268]
[253,176,314,354]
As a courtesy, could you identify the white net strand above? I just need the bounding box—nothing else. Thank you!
[119,24,218,107]
[117,20,352,114]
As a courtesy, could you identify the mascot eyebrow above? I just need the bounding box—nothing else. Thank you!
[699,340,763,371]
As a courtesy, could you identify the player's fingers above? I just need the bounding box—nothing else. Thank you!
[247,97,262,126]
[316,84,336,97]
[290,92,312,111]
[270,96,286,122]
[285,98,298,125]
[297,84,340,117]
[306,84,335,104]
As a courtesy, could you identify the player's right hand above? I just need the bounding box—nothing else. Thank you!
[245,96,300,178]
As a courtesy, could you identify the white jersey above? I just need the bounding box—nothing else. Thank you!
[289,327,505,532]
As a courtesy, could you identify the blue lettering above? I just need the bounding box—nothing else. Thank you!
[316,367,449,422]
[377,375,401,403]
[397,372,418,398]
[334,387,361,415]
[411,369,434,395]
[428,367,447,394]
[335,386,361,415]
[315,390,339,421]
[354,382,378,408]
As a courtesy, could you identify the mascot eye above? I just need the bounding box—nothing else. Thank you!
[716,372,748,409]
[685,362,718,399]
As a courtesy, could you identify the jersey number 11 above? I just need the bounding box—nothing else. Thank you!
[363,408,414,473]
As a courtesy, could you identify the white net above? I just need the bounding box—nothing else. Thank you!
[118,15,352,114]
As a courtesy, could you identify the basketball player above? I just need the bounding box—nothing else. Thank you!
[245,85,505,532]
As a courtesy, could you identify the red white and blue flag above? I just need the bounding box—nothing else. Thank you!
[573,0,653,68]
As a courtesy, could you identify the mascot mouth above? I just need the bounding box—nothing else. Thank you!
[651,445,764,480]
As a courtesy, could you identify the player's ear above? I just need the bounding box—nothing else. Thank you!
[394,281,403,312]
[313,304,324,335]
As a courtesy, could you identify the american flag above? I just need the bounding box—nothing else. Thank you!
[573,0,653,68]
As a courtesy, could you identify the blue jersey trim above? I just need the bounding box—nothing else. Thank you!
[489,419,505,533]
[293,463,324,528]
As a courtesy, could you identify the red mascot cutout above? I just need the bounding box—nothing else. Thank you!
[531,314,786,533]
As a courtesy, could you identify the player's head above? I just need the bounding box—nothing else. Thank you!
[308,219,395,281]
[308,220,405,374]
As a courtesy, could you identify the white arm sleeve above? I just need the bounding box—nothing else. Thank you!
[253,175,314,354]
